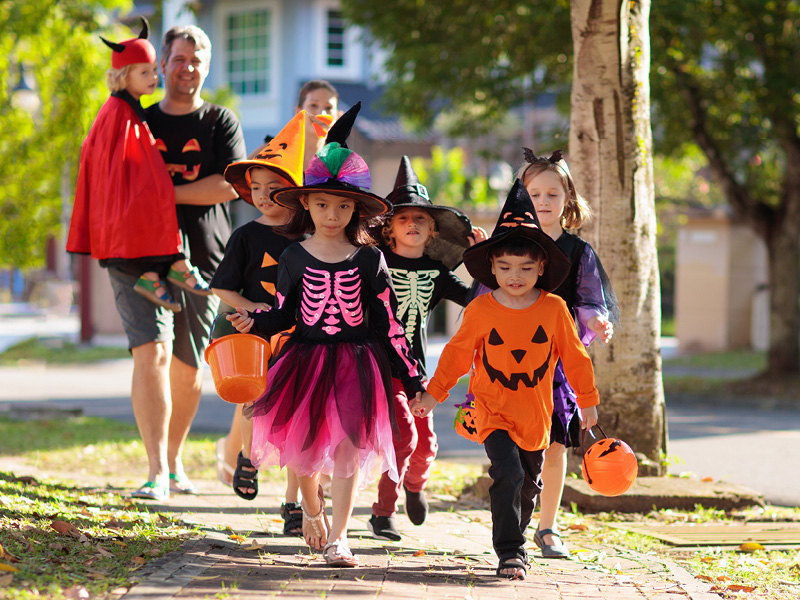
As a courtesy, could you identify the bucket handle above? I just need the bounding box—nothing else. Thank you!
[579,423,608,456]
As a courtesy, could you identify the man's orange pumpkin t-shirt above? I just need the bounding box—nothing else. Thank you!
[427,291,599,451]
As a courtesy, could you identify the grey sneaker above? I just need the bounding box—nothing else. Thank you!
[367,514,401,541]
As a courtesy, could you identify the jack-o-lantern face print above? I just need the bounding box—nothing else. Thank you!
[481,325,552,391]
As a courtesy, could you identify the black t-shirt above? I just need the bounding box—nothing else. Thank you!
[209,221,295,306]
[383,251,471,378]
[145,101,246,280]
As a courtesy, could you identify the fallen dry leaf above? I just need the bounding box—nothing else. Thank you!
[727,584,756,592]
[242,541,266,551]
[716,575,730,582]
[0,573,14,586]
[131,556,146,565]
[739,542,765,553]
[701,477,714,482]
[192,575,220,581]
[228,534,247,543]
[94,546,113,558]
[568,524,588,531]
[700,557,715,563]
[696,575,713,582]
[0,564,19,573]
[50,520,81,537]
[64,584,90,600]
[413,550,426,557]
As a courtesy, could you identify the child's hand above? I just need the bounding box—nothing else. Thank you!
[409,392,437,418]
[467,226,488,246]
[588,316,613,344]
[241,301,271,313]
[580,406,598,430]
[226,307,254,334]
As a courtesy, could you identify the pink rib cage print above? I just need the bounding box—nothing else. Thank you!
[300,267,364,335]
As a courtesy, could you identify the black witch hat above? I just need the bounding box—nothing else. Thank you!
[462,179,571,291]
[383,156,473,269]
[271,102,389,217]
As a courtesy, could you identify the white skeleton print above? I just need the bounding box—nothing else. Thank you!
[389,268,439,345]
[300,266,364,336]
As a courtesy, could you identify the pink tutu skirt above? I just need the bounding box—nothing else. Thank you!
[250,337,399,487]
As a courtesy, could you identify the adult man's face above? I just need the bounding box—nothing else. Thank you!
[161,38,209,102]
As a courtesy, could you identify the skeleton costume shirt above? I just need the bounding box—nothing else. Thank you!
[426,292,599,452]
[383,252,471,378]
[246,244,424,483]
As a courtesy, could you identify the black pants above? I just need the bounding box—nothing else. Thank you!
[484,429,545,562]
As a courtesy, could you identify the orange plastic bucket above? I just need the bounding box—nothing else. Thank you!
[204,333,271,404]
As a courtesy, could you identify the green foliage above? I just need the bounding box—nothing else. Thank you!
[651,1,799,210]
[410,146,495,209]
[341,0,573,134]
[0,0,132,270]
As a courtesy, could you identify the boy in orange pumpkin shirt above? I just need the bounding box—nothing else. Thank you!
[411,180,599,581]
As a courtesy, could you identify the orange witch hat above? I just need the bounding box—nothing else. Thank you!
[225,111,306,204]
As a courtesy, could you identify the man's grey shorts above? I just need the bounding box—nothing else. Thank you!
[107,267,220,369]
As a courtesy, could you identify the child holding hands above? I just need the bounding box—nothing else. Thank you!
[411,181,599,580]
[67,18,211,313]
[227,104,423,567]
[368,156,485,541]
[518,149,618,558]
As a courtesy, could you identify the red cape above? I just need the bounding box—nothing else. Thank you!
[66,95,181,260]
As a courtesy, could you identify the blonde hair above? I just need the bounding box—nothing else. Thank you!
[515,158,592,230]
[105,65,134,92]
[381,209,439,250]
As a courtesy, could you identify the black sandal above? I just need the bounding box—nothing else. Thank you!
[281,502,303,536]
[232,452,258,500]
[496,557,527,580]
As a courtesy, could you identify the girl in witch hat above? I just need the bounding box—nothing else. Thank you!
[366,156,486,541]
[67,17,212,314]
[226,103,423,567]
[411,180,600,580]
[514,148,618,559]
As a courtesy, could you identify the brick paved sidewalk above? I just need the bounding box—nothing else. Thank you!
[124,478,718,600]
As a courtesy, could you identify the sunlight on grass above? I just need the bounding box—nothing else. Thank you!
[0,337,130,366]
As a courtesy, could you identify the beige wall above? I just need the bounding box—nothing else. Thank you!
[675,212,768,352]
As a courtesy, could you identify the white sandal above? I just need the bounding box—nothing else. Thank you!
[323,539,358,568]
[215,438,235,486]
[301,489,327,550]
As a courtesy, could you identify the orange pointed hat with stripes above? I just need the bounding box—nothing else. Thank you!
[224,111,307,204]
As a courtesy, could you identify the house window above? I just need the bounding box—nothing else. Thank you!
[326,9,345,67]
[227,10,271,95]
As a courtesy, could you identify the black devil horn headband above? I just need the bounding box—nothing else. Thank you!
[522,147,563,165]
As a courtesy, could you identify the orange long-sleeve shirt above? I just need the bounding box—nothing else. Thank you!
[427,291,599,451]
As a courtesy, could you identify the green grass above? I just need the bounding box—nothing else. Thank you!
[0,337,130,366]
[558,505,800,600]
[0,472,195,599]
[662,348,766,371]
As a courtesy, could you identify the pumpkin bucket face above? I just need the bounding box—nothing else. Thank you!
[453,395,479,442]
[582,436,638,497]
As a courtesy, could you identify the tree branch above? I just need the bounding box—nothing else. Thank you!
[668,64,774,236]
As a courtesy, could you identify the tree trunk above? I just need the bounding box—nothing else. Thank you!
[764,142,800,376]
[569,0,666,474]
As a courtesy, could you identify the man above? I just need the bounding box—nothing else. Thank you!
[108,24,245,501]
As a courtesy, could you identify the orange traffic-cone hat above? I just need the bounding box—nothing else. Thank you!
[225,111,307,204]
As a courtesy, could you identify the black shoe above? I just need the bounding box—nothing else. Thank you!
[367,514,402,541]
[404,486,428,525]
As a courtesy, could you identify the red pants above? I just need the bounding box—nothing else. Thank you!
[372,378,438,517]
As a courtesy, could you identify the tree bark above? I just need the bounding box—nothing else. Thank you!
[764,141,800,376]
[569,0,666,474]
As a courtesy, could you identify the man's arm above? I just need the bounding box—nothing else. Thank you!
[174,174,238,206]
